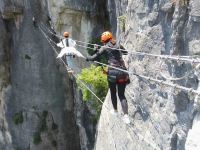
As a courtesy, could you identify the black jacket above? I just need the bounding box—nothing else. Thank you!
[87,41,127,68]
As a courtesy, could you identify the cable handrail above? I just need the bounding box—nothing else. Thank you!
[93,61,200,96]
[39,22,200,64]
[39,24,200,96]
[39,23,199,81]
[73,43,198,82]
[76,43,197,81]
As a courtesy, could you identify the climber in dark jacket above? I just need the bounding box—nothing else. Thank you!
[86,31,130,124]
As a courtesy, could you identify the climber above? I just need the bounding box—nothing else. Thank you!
[57,32,85,72]
[86,31,130,124]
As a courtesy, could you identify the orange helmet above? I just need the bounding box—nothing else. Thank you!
[101,31,113,43]
[63,32,69,37]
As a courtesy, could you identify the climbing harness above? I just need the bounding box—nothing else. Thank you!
[93,61,200,96]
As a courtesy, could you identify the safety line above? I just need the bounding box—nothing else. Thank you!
[93,61,200,95]
[77,43,197,81]
[76,42,199,81]
[39,22,200,64]
[76,42,200,64]
[39,24,199,96]
[39,24,200,96]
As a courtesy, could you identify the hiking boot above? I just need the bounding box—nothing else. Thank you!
[110,109,118,116]
[123,114,130,124]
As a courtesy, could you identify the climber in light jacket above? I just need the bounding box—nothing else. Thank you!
[57,32,84,72]
[86,31,130,124]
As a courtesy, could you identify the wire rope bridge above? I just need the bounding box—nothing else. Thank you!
[38,22,200,149]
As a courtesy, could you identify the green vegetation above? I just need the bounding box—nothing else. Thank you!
[13,111,23,125]
[118,15,126,32]
[77,65,108,118]
[77,65,108,101]
[33,132,42,145]
[32,110,48,145]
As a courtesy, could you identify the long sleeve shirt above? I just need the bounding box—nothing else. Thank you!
[57,38,76,48]
[87,41,127,68]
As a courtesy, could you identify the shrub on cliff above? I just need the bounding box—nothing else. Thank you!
[77,65,108,118]
[77,64,108,101]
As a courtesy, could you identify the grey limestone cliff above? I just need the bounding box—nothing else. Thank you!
[1,0,200,150]
[95,0,200,150]
[0,0,80,149]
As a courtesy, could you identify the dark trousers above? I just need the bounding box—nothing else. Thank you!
[108,81,128,114]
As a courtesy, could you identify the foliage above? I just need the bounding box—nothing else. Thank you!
[118,15,126,32]
[33,132,42,145]
[171,0,189,6]
[13,111,23,125]
[77,65,108,118]
[32,110,48,145]
[77,64,108,101]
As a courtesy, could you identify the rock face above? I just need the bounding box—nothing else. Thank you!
[95,0,200,150]
[0,0,109,150]
[1,0,200,150]
[0,0,80,149]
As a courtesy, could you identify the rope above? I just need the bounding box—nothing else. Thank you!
[93,61,200,95]
[77,43,198,81]
[39,23,200,96]
[39,22,200,64]
[76,43,199,81]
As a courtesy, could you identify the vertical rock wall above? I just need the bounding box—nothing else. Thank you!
[95,0,200,149]
[0,0,80,149]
